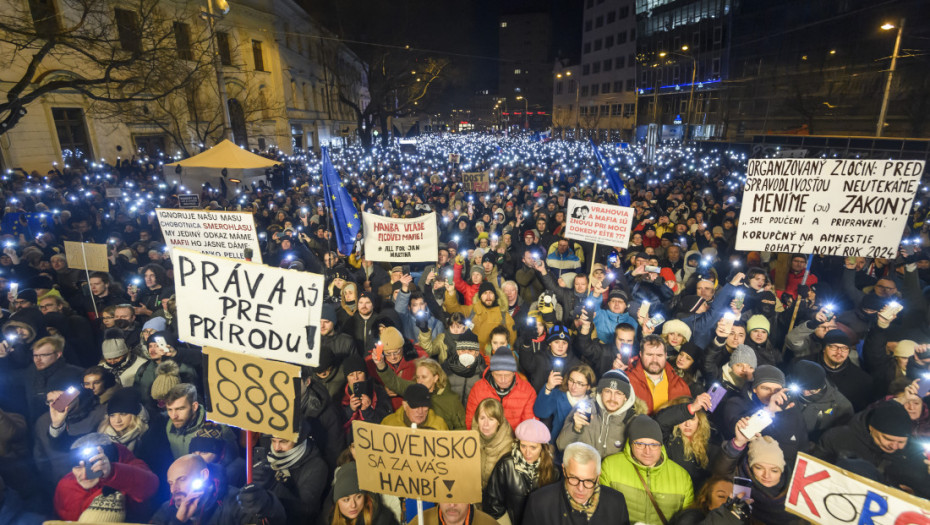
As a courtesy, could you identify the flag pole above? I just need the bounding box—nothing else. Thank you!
[321,147,338,255]
[784,254,813,348]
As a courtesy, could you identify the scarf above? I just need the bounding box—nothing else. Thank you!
[103,418,147,451]
[269,440,307,482]
[491,375,516,398]
[480,424,513,487]
[511,442,539,483]
[107,353,138,383]
[445,353,480,378]
[566,483,601,520]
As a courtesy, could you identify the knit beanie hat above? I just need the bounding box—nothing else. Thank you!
[546,324,571,343]
[142,316,167,332]
[342,354,367,377]
[332,462,361,502]
[404,384,432,409]
[678,342,703,362]
[860,293,887,312]
[150,361,181,401]
[748,436,785,469]
[662,319,692,341]
[477,281,497,300]
[470,265,486,279]
[752,364,785,388]
[728,345,758,368]
[746,315,770,334]
[455,331,480,353]
[597,369,632,397]
[608,288,629,303]
[790,360,826,391]
[107,387,142,416]
[101,328,130,359]
[868,401,912,438]
[514,419,551,444]
[489,347,517,373]
[822,329,851,347]
[380,327,404,351]
[893,340,916,358]
[189,425,226,456]
[627,415,663,444]
[321,304,337,324]
[78,490,126,522]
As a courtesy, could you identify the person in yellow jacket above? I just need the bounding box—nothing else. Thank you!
[443,282,515,365]
[380,384,449,430]
[599,415,694,524]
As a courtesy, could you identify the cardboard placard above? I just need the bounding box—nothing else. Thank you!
[63,241,109,272]
[736,159,924,258]
[362,212,439,263]
[178,194,201,209]
[448,153,461,164]
[786,453,930,524]
[105,188,123,198]
[156,208,262,263]
[353,421,482,503]
[203,347,300,441]
[171,247,324,367]
[461,171,490,192]
[565,198,634,248]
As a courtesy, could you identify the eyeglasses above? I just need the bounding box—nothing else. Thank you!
[384,350,403,358]
[567,378,589,388]
[33,353,57,360]
[565,475,598,489]
[632,441,662,450]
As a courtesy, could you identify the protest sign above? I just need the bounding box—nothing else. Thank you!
[461,171,490,192]
[362,212,438,263]
[353,421,481,503]
[177,194,201,208]
[565,198,634,248]
[736,159,925,258]
[156,209,262,263]
[171,247,323,367]
[105,188,122,198]
[448,153,461,164]
[63,241,109,273]
[786,453,930,524]
[203,346,301,441]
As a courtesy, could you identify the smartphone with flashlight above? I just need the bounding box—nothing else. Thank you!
[638,300,651,319]
[883,300,903,318]
[79,447,104,480]
[733,291,745,311]
[732,477,752,499]
[52,386,81,413]
[619,343,633,365]
[917,374,930,398]
[822,305,835,322]
[372,341,384,362]
[740,409,774,439]
[645,313,666,331]
[645,265,661,274]
[707,383,727,412]
[552,358,564,374]
[9,282,18,299]
[577,399,592,422]
[445,269,454,285]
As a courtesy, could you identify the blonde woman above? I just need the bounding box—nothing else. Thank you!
[97,387,171,476]
[654,395,719,492]
[473,398,513,488]
[374,356,466,429]
[328,462,399,525]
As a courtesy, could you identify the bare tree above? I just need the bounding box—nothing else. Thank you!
[0,0,213,135]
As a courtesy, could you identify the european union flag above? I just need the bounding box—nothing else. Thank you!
[321,147,361,255]
[590,139,631,207]
[0,213,44,238]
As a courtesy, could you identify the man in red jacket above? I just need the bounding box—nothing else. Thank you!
[53,433,158,522]
[465,348,536,430]
[626,335,691,414]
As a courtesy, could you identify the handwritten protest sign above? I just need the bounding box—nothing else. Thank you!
[461,171,490,192]
[171,247,323,366]
[177,194,201,208]
[786,453,930,524]
[156,209,262,263]
[565,198,634,248]
[362,212,438,263]
[353,421,481,503]
[448,153,461,164]
[64,241,109,273]
[736,159,925,258]
[105,188,122,199]
[203,346,300,441]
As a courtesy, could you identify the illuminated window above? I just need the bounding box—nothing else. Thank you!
[501,22,507,28]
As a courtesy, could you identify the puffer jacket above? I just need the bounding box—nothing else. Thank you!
[380,406,449,430]
[482,450,560,525]
[443,289,515,362]
[556,389,647,460]
[599,441,694,525]
[465,368,536,431]
[375,364,465,429]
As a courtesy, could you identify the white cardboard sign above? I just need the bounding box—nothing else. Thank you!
[565,198,635,248]
[362,212,439,263]
[156,209,262,263]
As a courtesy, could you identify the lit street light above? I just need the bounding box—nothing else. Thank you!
[659,46,696,141]
[515,96,529,130]
[877,18,904,137]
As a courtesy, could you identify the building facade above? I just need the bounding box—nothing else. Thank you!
[0,0,367,173]
[498,11,552,131]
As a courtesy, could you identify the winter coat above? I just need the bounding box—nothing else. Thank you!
[453,260,481,305]
[861,323,907,398]
[344,311,377,356]
[784,319,824,363]
[321,331,356,366]
[556,390,646,460]
[165,405,238,459]
[150,482,287,525]
[483,451,559,524]
[33,397,108,489]
[23,359,83,423]
[670,506,747,525]
[654,403,721,492]
[341,380,393,428]
[99,352,146,388]
[375,365,465,429]
[599,441,695,525]
[267,441,329,525]
[533,389,587,445]
[520,348,581,392]
[719,385,808,467]
[465,368,536,431]
[796,382,854,442]
[394,290,444,342]
[133,357,199,412]
[593,307,639,344]
[814,353,874,412]
[381,406,449,430]
[443,289,515,363]
[711,440,804,525]
[575,329,626,378]
[0,488,45,525]
[299,380,346,471]
[366,355,418,410]
[627,360,692,414]
[514,264,544,305]
[53,443,159,522]
[522,480,631,525]
[409,505,497,525]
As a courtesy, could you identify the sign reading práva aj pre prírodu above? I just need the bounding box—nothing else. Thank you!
[157,209,262,263]
[736,159,925,259]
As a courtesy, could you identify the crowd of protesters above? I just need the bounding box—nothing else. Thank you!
[0,133,928,524]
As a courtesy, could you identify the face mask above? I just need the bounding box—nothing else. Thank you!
[458,353,476,367]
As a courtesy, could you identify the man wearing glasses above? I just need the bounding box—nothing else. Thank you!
[523,442,629,524]
[24,336,82,423]
[599,415,693,524]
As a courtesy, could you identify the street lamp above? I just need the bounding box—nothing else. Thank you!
[556,70,580,139]
[659,46,696,141]
[203,0,233,141]
[516,96,529,130]
[877,18,905,137]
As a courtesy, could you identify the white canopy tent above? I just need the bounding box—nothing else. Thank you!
[165,140,280,189]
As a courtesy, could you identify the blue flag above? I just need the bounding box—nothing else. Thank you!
[321,147,361,255]
[589,139,631,207]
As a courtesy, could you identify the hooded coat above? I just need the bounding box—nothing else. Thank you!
[556,389,647,460]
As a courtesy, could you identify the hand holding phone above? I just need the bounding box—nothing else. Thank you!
[732,477,752,500]
[372,342,384,362]
[740,409,774,439]
[706,384,727,412]
[645,313,666,331]
[52,386,81,413]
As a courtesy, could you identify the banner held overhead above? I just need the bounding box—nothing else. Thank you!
[565,198,635,248]
[157,208,262,263]
[362,212,438,263]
